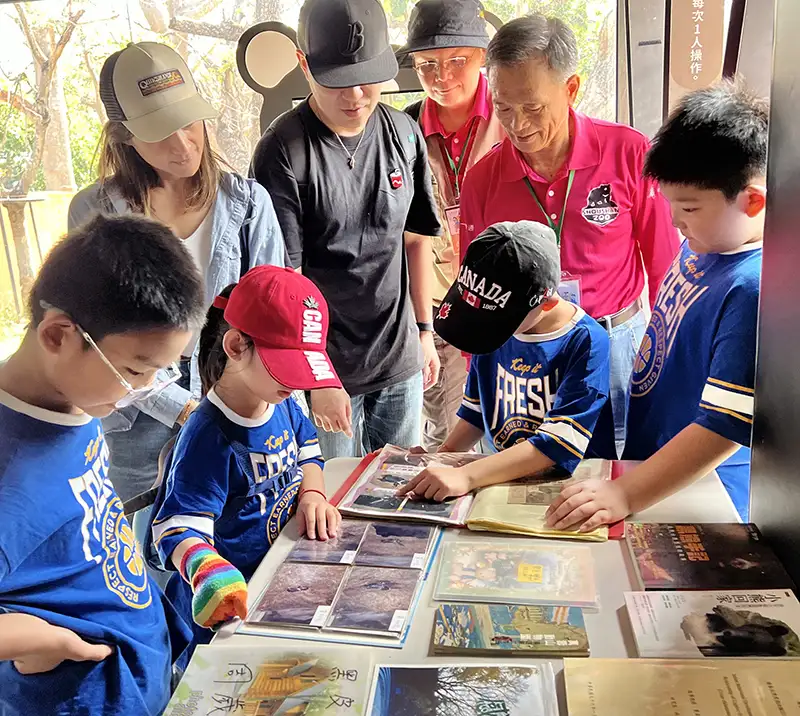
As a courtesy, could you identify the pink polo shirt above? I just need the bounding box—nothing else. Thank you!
[459,109,680,319]
[420,72,492,173]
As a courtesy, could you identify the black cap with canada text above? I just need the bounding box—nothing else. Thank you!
[434,221,561,355]
[298,0,399,89]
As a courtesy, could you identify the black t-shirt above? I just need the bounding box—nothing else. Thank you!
[251,100,441,395]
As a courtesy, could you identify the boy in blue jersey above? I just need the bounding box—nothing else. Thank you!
[0,215,204,715]
[397,220,611,501]
[151,266,342,654]
[546,81,768,529]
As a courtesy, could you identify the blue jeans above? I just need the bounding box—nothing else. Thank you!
[315,373,424,459]
[608,309,649,457]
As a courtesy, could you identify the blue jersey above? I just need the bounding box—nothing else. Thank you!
[458,307,611,472]
[152,390,323,643]
[625,241,761,519]
[0,389,188,716]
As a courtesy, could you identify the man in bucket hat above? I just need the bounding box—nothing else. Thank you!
[396,221,611,502]
[251,0,442,459]
[399,0,506,452]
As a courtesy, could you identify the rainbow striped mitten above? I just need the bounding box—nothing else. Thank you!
[180,543,248,629]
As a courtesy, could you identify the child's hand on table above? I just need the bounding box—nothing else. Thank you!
[545,478,630,532]
[11,614,113,675]
[396,465,472,501]
[298,491,341,541]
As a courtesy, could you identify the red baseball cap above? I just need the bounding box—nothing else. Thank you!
[216,266,342,391]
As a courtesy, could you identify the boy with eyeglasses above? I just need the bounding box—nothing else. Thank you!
[399,0,506,451]
[0,214,204,715]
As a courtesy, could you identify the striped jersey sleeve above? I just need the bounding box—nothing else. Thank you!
[151,414,231,569]
[695,284,758,446]
[457,359,484,430]
[287,397,324,468]
[529,325,610,472]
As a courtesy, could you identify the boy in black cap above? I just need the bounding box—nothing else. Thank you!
[398,0,506,452]
[397,220,611,501]
[251,0,442,460]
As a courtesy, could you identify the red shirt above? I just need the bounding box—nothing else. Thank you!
[420,73,492,195]
[459,110,680,319]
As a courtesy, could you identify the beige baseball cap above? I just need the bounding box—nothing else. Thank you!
[99,42,218,143]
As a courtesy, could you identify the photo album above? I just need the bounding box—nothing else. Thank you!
[242,519,440,646]
[336,444,613,541]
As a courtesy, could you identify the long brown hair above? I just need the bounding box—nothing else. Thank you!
[96,120,222,215]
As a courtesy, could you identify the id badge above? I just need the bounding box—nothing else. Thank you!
[557,272,582,306]
[444,204,461,237]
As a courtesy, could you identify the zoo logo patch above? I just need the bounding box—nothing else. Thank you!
[581,184,619,227]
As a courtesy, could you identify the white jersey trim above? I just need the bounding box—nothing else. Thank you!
[460,398,482,413]
[152,514,214,546]
[701,383,754,417]
[0,386,92,426]
[298,443,323,462]
[538,420,590,454]
[207,388,275,427]
[720,241,763,255]
[513,307,586,343]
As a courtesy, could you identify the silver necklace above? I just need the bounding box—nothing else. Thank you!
[334,131,365,170]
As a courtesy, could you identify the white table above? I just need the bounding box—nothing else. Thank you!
[216,458,740,714]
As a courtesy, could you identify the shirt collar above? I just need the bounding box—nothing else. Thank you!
[502,108,601,183]
[207,387,275,428]
[420,72,492,139]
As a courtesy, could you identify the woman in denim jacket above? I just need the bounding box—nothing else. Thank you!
[68,42,286,502]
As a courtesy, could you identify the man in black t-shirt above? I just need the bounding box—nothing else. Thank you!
[251,0,442,459]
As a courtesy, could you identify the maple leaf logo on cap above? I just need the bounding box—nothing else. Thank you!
[303,296,319,310]
[437,302,451,320]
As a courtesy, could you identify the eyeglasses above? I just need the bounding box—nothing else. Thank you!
[40,301,181,409]
[413,56,471,79]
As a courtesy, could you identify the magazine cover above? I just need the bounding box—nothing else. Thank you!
[286,520,370,565]
[625,590,800,658]
[337,445,479,526]
[627,523,794,591]
[326,566,422,634]
[163,644,373,716]
[434,540,598,608]
[354,523,434,569]
[247,562,348,627]
[366,663,558,716]
[465,459,612,542]
[432,603,589,656]
[564,658,800,716]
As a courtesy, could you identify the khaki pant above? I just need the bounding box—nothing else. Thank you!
[422,332,468,451]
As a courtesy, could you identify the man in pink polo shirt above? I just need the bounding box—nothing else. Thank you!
[398,0,505,450]
[460,14,679,455]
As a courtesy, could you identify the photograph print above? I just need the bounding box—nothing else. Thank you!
[286,520,369,564]
[354,523,434,569]
[249,562,347,627]
[327,566,421,633]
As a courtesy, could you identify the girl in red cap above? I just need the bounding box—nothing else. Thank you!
[149,265,342,658]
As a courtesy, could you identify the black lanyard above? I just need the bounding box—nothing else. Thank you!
[523,169,576,246]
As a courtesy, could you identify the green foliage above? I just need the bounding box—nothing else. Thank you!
[0,103,34,193]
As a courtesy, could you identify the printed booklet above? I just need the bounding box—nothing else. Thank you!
[431,603,589,657]
[564,658,800,716]
[625,589,800,658]
[434,539,598,609]
[627,523,794,591]
[366,663,558,716]
[164,644,372,716]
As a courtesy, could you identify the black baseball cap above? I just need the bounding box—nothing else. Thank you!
[434,221,561,355]
[397,0,489,66]
[298,0,399,89]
